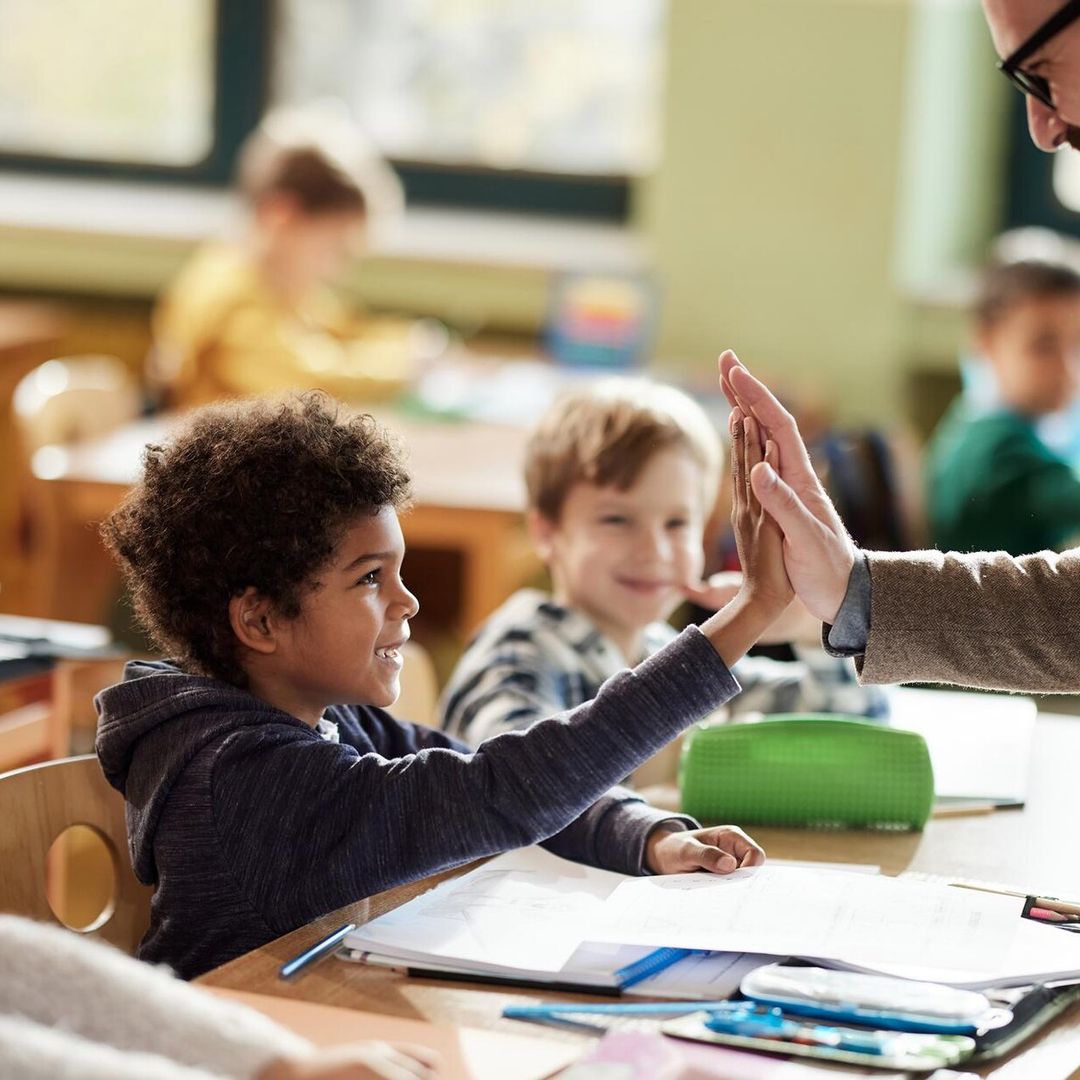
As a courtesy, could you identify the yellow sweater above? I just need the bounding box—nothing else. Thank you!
[153,244,416,409]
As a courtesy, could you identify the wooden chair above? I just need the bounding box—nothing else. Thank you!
[0,754,152,953]
[12,355,142,620]
[396,640,440,728]
[0,654,129,775]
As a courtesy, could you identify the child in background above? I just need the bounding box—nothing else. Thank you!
[95,389,780,980]
[927,257,1080,556]
[440,379,887,771]
[153,108,440,411]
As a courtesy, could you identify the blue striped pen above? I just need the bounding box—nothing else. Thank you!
[613,946,699,990]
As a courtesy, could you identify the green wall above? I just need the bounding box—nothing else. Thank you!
[643,0,1010,422]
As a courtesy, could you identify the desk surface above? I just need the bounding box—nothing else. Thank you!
[36,406,529,515]
[27,405,536,633]
[198,710,1080,1079]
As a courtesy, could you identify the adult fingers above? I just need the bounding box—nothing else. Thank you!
[718,350,740,409]
[728,365,820,493]
[749,461,822,545]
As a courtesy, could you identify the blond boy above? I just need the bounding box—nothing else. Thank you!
[441,379,887,751]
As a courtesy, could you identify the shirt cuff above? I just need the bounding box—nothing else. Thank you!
[823,551,871,655]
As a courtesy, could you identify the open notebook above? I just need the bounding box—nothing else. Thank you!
[343,847,1080,992]
[343,847,771,997]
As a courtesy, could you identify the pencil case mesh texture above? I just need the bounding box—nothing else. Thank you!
[680,716,934,829]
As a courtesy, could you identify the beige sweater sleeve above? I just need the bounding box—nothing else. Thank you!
[0,916,311,1079]
[859,548,1080,693]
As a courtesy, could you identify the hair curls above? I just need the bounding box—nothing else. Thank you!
[103,392,410,687]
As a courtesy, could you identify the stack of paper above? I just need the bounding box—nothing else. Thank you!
[344,847,1080,992]
[344,847,771,997]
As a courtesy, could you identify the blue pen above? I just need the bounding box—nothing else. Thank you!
[613,946,700,990]
[706,1007,888,1055]
[280,921,356,980]
[504,1000,744,1021]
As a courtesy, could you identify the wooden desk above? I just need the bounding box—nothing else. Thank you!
[197,711,1080,1078]
[30,409,538,637]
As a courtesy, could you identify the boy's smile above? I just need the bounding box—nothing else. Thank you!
[242,505,419,724]
[533,446,708,662]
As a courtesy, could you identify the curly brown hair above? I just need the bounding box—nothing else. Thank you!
[103,393,411,687]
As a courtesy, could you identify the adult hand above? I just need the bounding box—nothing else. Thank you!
[645,823,765,875]
[261,1042,440,1080]
[682,573,821,645]
[718,351,855,624]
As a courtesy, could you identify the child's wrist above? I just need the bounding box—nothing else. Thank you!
[702,589,792,667]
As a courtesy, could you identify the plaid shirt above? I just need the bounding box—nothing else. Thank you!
[440,589,890,747]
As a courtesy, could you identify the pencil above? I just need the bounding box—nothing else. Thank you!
[931,803,997,819]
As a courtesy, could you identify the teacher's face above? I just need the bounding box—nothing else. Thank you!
[983,0,1080,150]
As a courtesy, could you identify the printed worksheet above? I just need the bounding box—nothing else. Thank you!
[590,865,1019,974]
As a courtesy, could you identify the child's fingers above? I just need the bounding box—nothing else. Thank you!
[730,407,746,515]
[683,837,738,875]
[743,416,764,515]
[743,416,764,472]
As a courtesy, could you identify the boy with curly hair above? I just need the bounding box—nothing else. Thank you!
[96,390,787,979]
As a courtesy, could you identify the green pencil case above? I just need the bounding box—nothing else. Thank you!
[680,715,934,830]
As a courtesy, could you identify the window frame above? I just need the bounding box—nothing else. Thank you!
[0,0,634,220]
[0,0,270,187]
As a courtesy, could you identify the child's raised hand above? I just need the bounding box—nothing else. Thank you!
[719,350,856,623]
[730,407,794,617]
[645,823,765,875]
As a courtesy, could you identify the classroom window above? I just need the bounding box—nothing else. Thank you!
[0,0,268,184]
[0,0,215,167]
[274,0,666,217]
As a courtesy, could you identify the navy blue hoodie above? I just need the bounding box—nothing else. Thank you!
[95,627,738,978]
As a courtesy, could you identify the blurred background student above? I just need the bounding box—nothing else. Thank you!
[151,107,442,411]
[927,241,1080,556]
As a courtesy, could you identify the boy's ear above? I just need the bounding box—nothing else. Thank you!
[228,587,280,655]
[527,509,558,562]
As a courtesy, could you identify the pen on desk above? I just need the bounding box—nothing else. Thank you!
[280,922,356,980]
[613,946,698,990]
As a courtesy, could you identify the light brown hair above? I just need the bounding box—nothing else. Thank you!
[975,258,1080,328]
[525,378,721,522]
[235,108,402,218]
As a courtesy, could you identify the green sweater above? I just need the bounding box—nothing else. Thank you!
[927,397,1080,556]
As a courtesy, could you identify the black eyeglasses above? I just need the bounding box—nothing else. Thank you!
[998,0,1080,110]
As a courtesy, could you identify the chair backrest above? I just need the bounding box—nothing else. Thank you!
[809,429,919,552]
[11,356,142,618]
[0,755,152,954]
[13,355,142,451]
[396,641,440,728]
